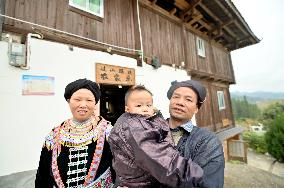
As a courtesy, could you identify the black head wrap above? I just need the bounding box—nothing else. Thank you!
[64,78,101,104]
[167,80,206,109]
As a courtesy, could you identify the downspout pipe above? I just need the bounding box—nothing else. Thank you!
[137,0,145,66]
[22,33,42,70]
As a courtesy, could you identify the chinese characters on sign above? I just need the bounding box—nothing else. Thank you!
[96,63,135,85]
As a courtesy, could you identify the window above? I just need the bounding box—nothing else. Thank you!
[196,37,205,57]
[69,0,104,17]
[217,91,225,110]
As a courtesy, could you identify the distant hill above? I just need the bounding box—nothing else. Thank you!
[231,91,284,103]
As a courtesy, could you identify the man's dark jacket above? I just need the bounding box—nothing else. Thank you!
[175,126,225,188]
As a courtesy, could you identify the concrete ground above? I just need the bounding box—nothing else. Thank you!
[224,162,284,188]
[1,150,283,188]
[247,149,284,177]
[0,170,36,188]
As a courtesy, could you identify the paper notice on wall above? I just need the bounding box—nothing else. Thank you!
[22,75,55,95]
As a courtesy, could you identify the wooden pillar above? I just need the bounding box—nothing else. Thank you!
[208,83,217,132]
[0,0,5,40]
[181,23,189,69]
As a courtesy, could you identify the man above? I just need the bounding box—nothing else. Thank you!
[109,85,204,188]
[167,80,225,188]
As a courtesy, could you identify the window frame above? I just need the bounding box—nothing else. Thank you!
[217,91,226,110]
[196,37,206,57]
[69,0,104,18]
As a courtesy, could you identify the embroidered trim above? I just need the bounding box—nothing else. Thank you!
[51,117,110,188]
[83,123,107,185]
[51,126,65,187]
[45,117,101,149]
[66,146,88,187]
[86,167,113,188]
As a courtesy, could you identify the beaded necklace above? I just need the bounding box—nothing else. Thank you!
[51,116,108,188]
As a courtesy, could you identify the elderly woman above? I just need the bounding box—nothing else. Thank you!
[35,78,114,188]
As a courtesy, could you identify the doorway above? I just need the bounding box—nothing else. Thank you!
[99,84,130,125]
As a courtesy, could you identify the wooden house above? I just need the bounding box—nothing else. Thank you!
[0,0,258,176]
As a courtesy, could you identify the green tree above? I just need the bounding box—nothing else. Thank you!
[261,102,284,126]
[232,96,261,120]
[265,113,284,163]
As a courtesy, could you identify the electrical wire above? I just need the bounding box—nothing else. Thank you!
[0,13,141,53]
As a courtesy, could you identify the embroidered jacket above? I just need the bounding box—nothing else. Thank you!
[35,117,115,188]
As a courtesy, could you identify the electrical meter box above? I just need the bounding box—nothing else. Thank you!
[8,42,26,67]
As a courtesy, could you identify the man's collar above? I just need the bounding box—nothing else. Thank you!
[169,120,194,133]
[180,121,194,133]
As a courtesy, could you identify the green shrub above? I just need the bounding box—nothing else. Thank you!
[265,113,284,162]
[242,131,267,154]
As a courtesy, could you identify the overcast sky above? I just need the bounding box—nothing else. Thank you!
[230,0,284,92]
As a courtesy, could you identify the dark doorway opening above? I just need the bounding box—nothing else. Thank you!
[100,84,130,125]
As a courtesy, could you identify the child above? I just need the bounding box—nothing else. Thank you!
[108,85,203,188]
[124,85,155,117]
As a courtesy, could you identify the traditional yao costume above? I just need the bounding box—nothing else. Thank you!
[35,79,115,188]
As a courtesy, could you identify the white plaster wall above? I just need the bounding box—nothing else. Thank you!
[0,37,192,176]
[136,64,190,118]
[0,38,138,176]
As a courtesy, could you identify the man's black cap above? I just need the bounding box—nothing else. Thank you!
[167,80,206,109]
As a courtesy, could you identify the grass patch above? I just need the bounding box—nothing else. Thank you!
[228,160,245,164]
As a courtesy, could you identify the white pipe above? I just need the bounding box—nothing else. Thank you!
[137,0,145,65]
[21,33,42,70]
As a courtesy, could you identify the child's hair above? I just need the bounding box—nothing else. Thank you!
[124,85,153,105]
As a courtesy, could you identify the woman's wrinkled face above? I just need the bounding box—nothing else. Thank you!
[68,88,96,122]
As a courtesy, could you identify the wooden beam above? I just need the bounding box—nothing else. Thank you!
[170,8,177,15]
[175,0,201,10]
[151,0,157,5]
[197,19,213,31]
[3,24,138,58]
[181,23,189,69]
[223,27,237,39]
[210,20,234,35]
[139,0,182,24]
[174,0,190,10]
[226,35,254,50]
[180,7,194,20]
[213,0,233,20]
[188,69,233,83]
[198,3,238,40]
[198,4,221,24]
[237,35,252,43]
[212,0,249,37]
[0,0,5,39]
[187,13,203,25]
[176,0,202,21]
[140,0,245,50]
[213,30,223,40]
